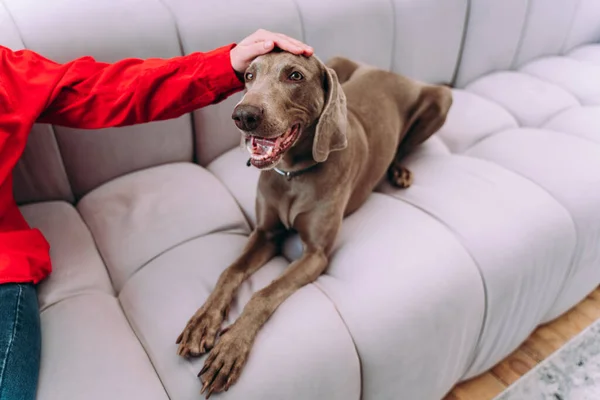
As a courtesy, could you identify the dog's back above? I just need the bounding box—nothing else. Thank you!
[327,56,452,191]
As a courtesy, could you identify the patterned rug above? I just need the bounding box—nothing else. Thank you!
[493,319,600,400]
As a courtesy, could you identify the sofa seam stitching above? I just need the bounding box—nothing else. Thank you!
[288,0,307,44]
[117,228,249,296]
[376,192,488,378]
[560,0,584,54]
[518,64,594,108]
[154,0,197,166]
[509,0,533,70]
[388,0,397,73]
[451,0,471,86]
[311,280,363,400]
[460,145,582,319]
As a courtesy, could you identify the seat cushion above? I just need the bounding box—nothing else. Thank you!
[380,150,575,377]
[543,106,600,144]
[466,128,600,323]
[37,294,169,400]
[20,202,113,311]
[21,202,167,400]
[77,162,250,292]
[465,71,579,127]
[520,57,600,106]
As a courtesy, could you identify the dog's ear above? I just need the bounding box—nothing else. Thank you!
[401,85,453,150]
[313,66,348,163]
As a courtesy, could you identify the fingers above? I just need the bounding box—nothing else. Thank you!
[239,40,275,62]
[232,29,314,72]
[275,33,312,55]
[248,29,313,56]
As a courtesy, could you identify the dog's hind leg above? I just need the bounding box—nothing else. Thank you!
[388,85,453,188]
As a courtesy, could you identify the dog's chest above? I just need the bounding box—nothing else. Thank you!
[273,186,317,230]
[261,174,318,230]
[276,195,302,230]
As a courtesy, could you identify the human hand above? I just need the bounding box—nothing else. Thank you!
[230,29,314,73]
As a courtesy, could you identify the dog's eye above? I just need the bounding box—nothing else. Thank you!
[288,71,304,81]
[245,72,254,81]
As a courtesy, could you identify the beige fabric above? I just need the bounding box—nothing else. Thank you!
[20,202,113,311]
[38,295,169,400]
[77,162,250,292]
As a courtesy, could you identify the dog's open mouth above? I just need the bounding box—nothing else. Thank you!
[246,124,301,168]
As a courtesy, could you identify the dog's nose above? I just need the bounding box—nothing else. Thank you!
[232,105,263,131]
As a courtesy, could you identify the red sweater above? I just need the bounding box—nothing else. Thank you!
[0,43,244,285]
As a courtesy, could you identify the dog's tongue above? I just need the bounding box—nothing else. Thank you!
[249,136,277,156]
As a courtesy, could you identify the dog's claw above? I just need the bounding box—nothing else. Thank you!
[199,363,209,377]
[246,158,252,167]
[176,307,225,358]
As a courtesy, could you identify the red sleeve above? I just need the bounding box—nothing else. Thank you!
[0,44,244,129]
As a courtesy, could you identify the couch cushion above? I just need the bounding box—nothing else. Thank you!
[302,194,485,400]
[77,162,250,292]
[20,202,165,400]
[436,90,518,153]
[208,148,259,225]
[38,294,168,400]
[569,44,600,66]
[466,129,600,324]
[543,106,600,144]
[520,57,600,105]
[119,232,361,400]
[20,202,113,311]
[379,152,576,378]
[465,71,579,127]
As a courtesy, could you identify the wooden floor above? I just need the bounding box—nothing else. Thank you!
[444,286,600,400]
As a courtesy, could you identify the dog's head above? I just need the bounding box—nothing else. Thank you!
[232,50,347,169]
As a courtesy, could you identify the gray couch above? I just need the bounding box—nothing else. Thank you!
[2,0,600,399]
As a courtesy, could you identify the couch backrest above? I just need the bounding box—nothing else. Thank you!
[454,0,600,87]
[3,0,599,204]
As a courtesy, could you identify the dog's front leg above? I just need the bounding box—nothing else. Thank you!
[198,209,342,397]
[177,211,284,358]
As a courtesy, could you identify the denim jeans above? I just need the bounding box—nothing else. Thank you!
[0,283,40,400]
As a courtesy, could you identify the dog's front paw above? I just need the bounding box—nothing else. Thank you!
[198,325,251,398]
[176,304,228,357]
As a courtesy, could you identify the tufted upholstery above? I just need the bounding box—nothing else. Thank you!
[2,0,599,399]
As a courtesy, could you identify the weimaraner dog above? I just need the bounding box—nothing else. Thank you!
[176,50,453,397]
